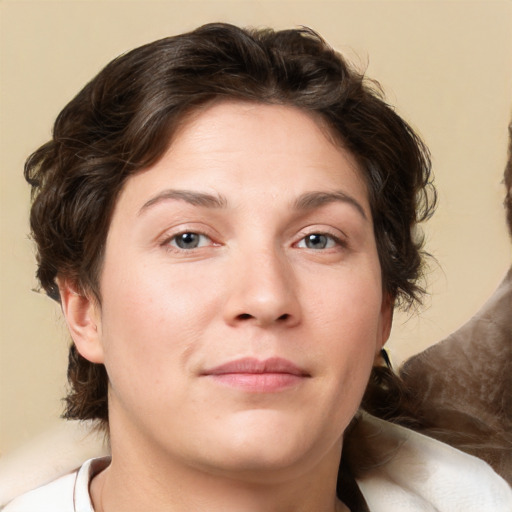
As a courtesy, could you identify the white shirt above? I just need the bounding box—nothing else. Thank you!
[2,458,110,512]
[3,417,512,511]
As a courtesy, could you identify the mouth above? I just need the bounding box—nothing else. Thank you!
[201,357,310,392]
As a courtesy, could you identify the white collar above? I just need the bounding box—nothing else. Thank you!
[354,413,512,511]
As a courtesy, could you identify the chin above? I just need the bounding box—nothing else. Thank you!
[204,446,311,483]
[201,410,337,476]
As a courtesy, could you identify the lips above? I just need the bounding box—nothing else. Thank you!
[202,357,310,392]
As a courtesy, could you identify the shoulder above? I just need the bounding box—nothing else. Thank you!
[2,457,109,512]
[2,472,77,512]
[354,413,512,512]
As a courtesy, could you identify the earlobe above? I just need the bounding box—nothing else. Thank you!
[58,279,105,364]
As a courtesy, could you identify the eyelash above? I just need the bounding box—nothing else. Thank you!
[160,229,347,254]
[161,231,215,252]
[295,231,347,251]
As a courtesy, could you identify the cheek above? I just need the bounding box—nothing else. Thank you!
[96,255,227,390]
[307,264,384,340]
[307,267,384,392]
[317,312,380,435]
[101,254,213,330]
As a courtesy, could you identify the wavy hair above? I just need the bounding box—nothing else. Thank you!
[25,25,436,505]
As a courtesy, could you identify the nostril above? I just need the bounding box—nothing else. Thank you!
[235,313,291,322]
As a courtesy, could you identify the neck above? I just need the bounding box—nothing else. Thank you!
[91,462,349,512]
[90,432,348,512]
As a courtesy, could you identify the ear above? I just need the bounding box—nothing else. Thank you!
[377,294,394,351]
[58,279,105,364]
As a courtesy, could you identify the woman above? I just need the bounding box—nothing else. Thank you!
[5,23,511,511]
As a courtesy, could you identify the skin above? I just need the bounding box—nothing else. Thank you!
[60,101,392,512]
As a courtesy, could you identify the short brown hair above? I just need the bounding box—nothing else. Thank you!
[25,23,435,426]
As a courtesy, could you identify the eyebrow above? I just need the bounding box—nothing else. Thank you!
[293,191,368,220]
[138,189,228,215]
[138,188,367,220]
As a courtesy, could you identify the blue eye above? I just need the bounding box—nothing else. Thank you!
[298,233,338,250]
[170,232,209,250]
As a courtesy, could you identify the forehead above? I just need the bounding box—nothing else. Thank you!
[114,100,369,216]
[174,100,351,165]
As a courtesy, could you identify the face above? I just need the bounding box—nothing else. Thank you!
[65,101,392,483]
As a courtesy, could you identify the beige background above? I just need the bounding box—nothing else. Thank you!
[1,0,511,455]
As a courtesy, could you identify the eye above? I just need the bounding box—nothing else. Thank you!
[168,232,211,250]
[297,233,339,250]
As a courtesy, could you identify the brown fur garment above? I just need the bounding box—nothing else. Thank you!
[400,267,512,484]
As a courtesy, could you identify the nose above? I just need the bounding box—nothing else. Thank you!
[223,246,301,328]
